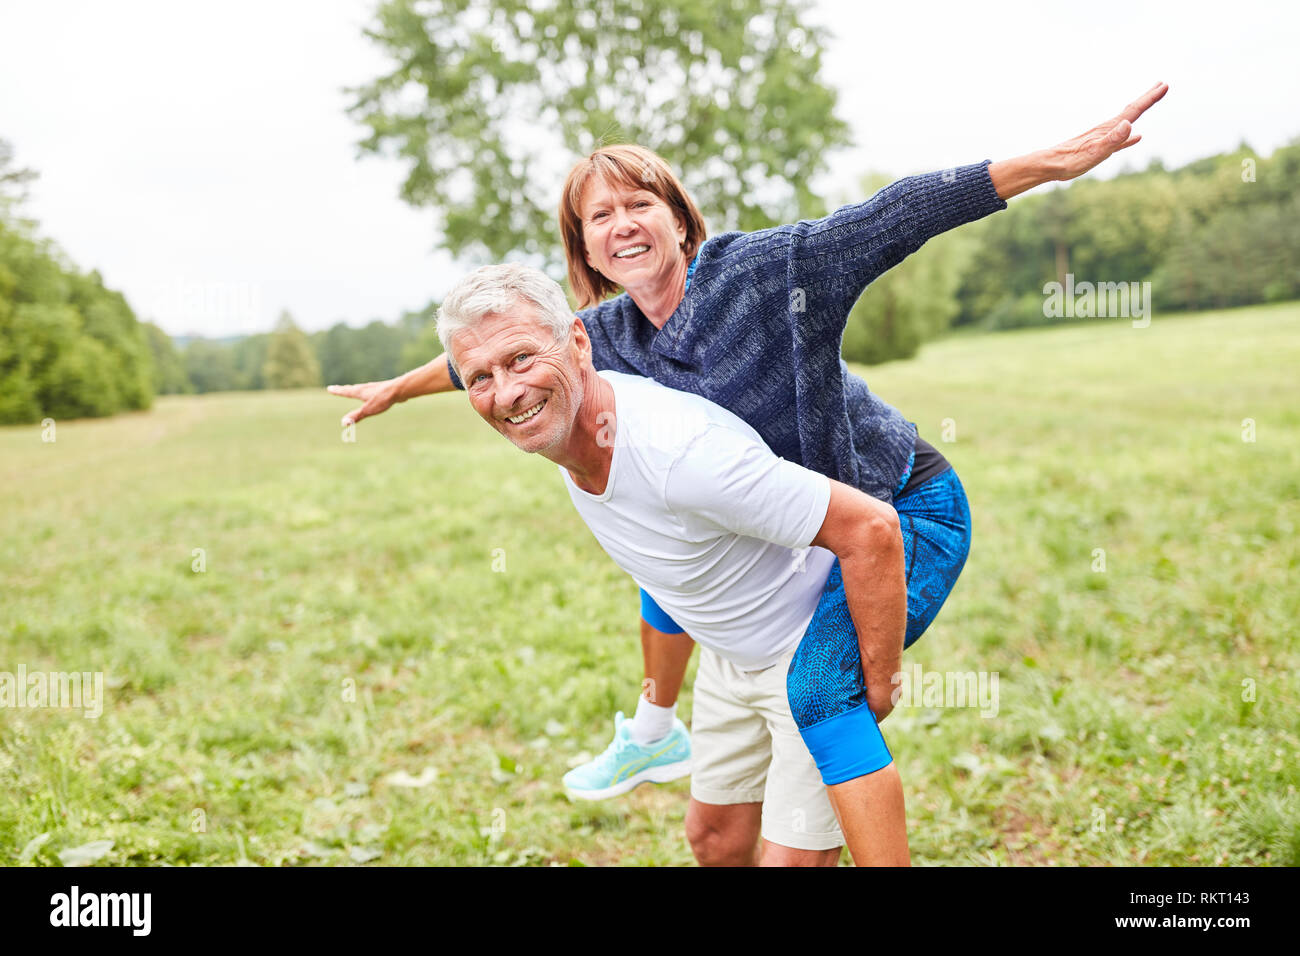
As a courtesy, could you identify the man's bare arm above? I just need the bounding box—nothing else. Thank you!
[809,481,906,722]
[328,353,455,426]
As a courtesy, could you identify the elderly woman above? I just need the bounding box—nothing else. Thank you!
[331,83,1167,860]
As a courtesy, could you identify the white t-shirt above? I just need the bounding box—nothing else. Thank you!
[560,371,835,671]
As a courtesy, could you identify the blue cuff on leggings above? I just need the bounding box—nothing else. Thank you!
[798,701,894,785]
[639,588,685,634]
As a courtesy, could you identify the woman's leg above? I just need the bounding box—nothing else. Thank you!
[826,764,911,866]
[640,617,695,708]
[786,561,902,864]
[560,596,695,799]
[894,467,973,649]
[786,467,972,861]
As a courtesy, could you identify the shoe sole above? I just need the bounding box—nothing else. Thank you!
[564,757,692,801]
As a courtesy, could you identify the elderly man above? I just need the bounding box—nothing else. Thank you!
[439,261,915,867]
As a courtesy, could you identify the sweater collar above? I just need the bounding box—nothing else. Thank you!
[648,250,702,363]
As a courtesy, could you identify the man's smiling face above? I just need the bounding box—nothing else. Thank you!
[451,304,587,457]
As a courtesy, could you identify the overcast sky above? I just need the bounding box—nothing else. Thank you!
[2,0,1297,340]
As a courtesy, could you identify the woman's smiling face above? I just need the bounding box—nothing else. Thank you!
[580,176,688,292]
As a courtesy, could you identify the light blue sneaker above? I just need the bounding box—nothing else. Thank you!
[563,711,692,800]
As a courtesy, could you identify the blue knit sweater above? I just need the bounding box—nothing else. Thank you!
[450,160,1006,501]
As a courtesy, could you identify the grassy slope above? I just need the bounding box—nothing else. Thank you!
[1,302,1297,866]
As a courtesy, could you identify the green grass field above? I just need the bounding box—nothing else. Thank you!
[2,302,1298,866]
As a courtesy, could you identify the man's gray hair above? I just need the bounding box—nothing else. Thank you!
[437,263,576,371]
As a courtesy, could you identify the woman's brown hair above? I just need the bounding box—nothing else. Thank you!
[559,144,707,309]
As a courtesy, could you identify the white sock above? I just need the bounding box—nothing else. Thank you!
[629,695,676,745]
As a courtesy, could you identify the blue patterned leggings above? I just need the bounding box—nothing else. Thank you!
[786,467,972,784]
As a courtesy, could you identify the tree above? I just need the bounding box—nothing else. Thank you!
[315,322,357,387]
[262,312,321,389]
[1152,197,1300,311]
[0,138,38,214]
[951,139,1300,328]
[315,319,407,385]
[1,180,155,423]
[348,0,849,272]
[68,269,152,411]
[143,322,192,394]
[183,339,242,394]
[399,320,444,373]
[230,333,270,390]
[840,176,976,364]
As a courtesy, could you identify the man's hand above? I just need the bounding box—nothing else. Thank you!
[810,482,907,725]
[327,379,403,427]
[867,683,896,724]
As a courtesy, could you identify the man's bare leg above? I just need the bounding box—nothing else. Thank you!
[685,800,761,866]
[685,801,842,866]
[760,840,841,867]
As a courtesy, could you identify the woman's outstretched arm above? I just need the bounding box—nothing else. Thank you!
[328,352,454,426]
[776,82,1170,347]
[989,81,1169,200]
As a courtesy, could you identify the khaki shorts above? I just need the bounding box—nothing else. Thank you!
[689,645,844,851]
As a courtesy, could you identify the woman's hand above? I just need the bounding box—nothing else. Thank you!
[1049,81,1169,182]
[327,379,404,426]
[989,81,1169,200]
[327,353,456,425]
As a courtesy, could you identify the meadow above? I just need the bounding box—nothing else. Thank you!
[1,302,1297,866]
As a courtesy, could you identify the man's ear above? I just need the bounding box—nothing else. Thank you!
[570,317,592,362]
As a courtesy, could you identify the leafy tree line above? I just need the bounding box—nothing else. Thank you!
[153,136,1300,392]
[175,302,443,395]
[4,0,1297,425]
[0,227,155,423]
[0,142,156,424]
[943,139,1300,333]
[834,139,1300,361]
[7,136,1296,420]
[0,139,444,414]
